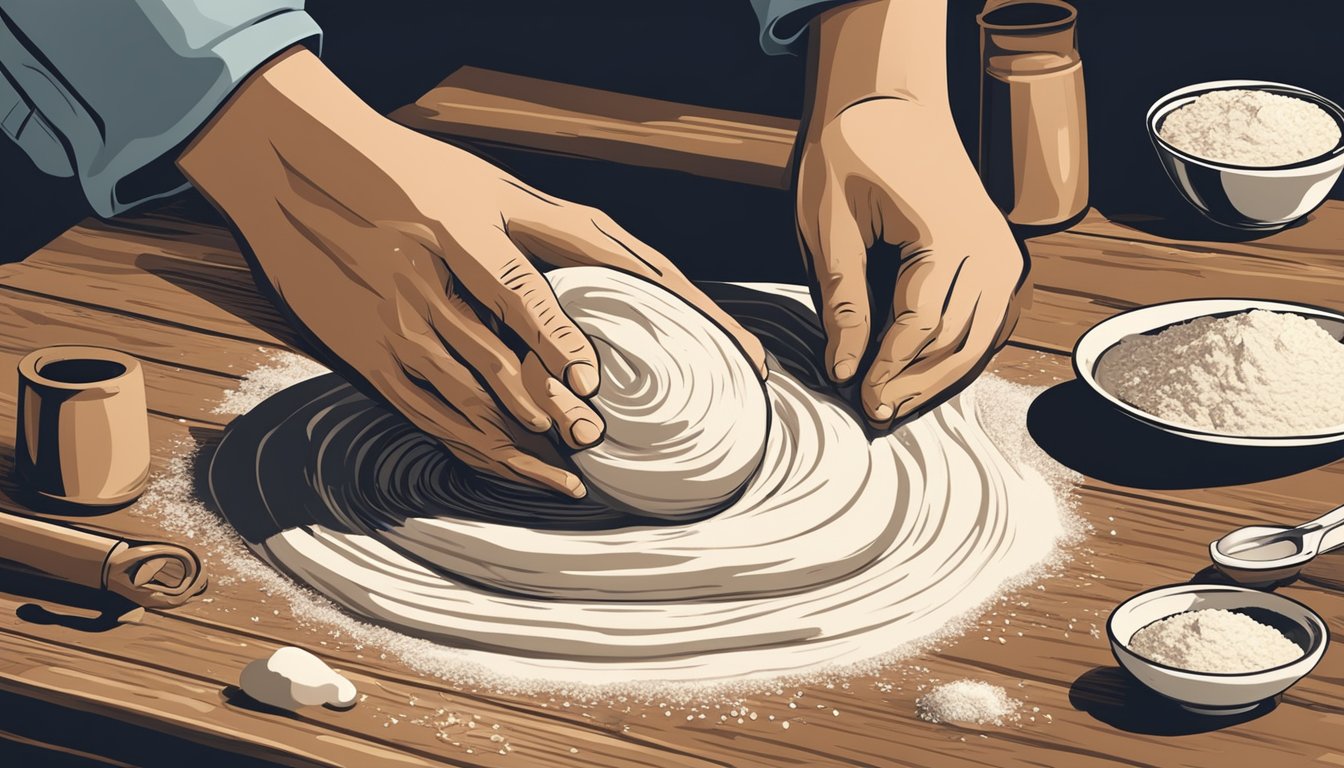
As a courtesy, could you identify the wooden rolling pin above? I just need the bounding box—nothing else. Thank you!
[0,510,207,607]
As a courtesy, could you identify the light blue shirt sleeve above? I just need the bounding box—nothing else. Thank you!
[748,0,850,55]
[0,2,321,217]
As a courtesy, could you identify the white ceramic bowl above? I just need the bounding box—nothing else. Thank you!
[1108,584,1328,715]
[1073,298,1344,447]
[1148,80,1344,230]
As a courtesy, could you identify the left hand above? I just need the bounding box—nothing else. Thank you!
[796,97,1026,427]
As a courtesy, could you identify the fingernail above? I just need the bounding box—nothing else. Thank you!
[566,362,600,397]
[872,403,894,422]
[566,475,587,498]
[833,359,855,382]
[529,415,552,431]
[570,418,603,447]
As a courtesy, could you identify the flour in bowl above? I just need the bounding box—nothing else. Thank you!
[1096,309,1344,435]
[1159,88,1340,167]
[1128,609,1302,673]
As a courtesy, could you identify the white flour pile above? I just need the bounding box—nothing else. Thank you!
[916,680,1020,726]
[1128,609,1302,673]
[1097,310,1344,435]
[1159,88,1341,166]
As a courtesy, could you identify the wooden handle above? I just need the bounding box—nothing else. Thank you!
[389,67,799,190]
[0,510,206,607]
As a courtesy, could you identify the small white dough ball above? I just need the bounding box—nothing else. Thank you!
[548,267,769,519]
[239,646,357,710]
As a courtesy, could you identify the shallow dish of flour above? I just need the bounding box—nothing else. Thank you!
[1075,298,1344,446]
[1107,584,1327,715]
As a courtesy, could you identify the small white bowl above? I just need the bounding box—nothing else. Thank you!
[1148,80,1344,230]
[1073,298,1344,447]
[1108,584,1328,715]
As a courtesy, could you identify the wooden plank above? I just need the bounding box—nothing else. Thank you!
[0,614,718,768]
[0,293,277,427]
[1069,203,1344,259]
[389,67,798,190]
[0,220,297,349]
[0,630,452,768]
[13,207,1344,764]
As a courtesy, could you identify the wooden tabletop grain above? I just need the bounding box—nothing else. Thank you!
[0,199,1341,767]
[4,83,1344,764]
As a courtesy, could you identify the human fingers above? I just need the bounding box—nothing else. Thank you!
[423,292,555,432]
[507,204,768,379]
[866,285,1012,427]
[859,253,968,422]
[446,229,601,397]
[797,177,870,384]
[371,350,586,498]
[522,352,606,450]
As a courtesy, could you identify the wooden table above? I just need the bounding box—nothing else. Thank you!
[4,74,1344,768]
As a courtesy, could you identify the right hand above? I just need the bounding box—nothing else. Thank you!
[180,49,764,497]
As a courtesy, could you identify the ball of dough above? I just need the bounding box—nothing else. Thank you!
[548,267,769,519]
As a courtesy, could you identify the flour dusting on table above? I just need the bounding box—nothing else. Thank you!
[213,349,327,415]
[140,284,1080,700]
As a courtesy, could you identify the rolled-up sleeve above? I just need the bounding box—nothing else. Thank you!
[748,0,850,55]
[0,2,321,217]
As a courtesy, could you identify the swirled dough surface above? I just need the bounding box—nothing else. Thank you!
[553,268,769,518]
[209,270,1070,685]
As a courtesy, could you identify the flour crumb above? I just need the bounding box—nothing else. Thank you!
[1159,88,1340,167]
[916,680,1021,726]
[1128,609,1303,673]
[213,350,329,415]
[1097,310,1344,435]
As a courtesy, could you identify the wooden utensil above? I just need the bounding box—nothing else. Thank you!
[0,510,206,607]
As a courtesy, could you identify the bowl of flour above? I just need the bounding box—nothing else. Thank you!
[1108,584,1327,715]
[1148,80,1344,229]
[1075,298,1344,446]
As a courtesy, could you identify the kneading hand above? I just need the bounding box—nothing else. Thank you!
[798,1,1026,428]
[797,99,1024,426]
[180,48,763,497]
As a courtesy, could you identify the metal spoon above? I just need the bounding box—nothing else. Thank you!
[1210,503,1344,587]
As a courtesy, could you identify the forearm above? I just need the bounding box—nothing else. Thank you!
[0,1,319,216]
[178,47,408,230]
[807,0,952,126]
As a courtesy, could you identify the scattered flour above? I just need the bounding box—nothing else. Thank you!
[1097,309,1344,435]
[1128,609,1302,673]
[1159,88,1341,167]
[213,349,328,415]
[916,680,1021,726]
[135,288,1081,702]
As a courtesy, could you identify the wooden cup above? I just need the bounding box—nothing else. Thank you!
[17,346,151,507]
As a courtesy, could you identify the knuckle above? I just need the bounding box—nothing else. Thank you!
[543,377,570,399]
[574,204,612,227]
[828,302,869,331]
[891,309,939,335]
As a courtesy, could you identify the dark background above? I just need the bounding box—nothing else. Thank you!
[2,1,1342,280]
